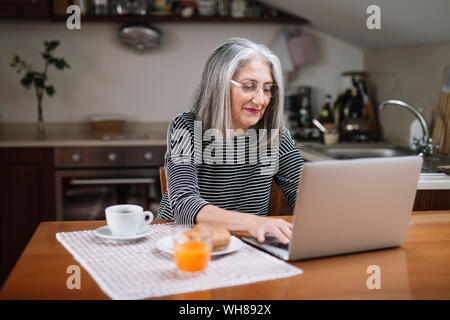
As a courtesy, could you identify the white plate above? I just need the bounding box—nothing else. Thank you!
[94,225,152,241]
[156,235,243,256]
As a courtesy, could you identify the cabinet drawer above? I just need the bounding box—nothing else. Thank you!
[54,146,166,168]
[0,0,49,19]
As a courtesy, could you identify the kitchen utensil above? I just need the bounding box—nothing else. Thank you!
[313,119,339,145]
[218,0,230,16]
[357,78,378,139]
[231,0,247,18]
[116,0,147,15]
[196,0,217,16]
[432,65,450,156]
[443,67,450,93]
[312,119,327,134]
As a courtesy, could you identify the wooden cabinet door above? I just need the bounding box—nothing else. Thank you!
[0,148,55,288]
[0,0,50,19]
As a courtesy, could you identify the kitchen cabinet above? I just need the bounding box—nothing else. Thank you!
[413,190,450,211]
[54,13,308,24]
[278,191,450,214]
[0,0,308,24]
[0,147,55,288]
[0,0,50,19]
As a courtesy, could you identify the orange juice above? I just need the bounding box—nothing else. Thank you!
[174,241,210,272]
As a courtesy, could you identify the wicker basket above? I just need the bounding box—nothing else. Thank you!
[91,119,124,138]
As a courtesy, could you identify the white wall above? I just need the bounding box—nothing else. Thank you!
[365,42,450,146]
[287,27,364,115]
[0,21,364,123]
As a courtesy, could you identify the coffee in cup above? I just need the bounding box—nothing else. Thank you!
[105,204,153,237]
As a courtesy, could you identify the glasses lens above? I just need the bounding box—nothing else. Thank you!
[269,84,278,97]
[263,84,279,97]
[237,81,278,98]
[240,81,257,94]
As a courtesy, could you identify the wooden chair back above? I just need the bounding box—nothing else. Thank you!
[159,167,282,216]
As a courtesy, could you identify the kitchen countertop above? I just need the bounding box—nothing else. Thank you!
[1,124,448,190]
[0,132,167,147]
[0,122,168,147]
[297,141,450,191]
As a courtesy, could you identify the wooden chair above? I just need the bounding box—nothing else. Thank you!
[159,167,282,216]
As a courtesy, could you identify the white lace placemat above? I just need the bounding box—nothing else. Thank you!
[56,223,303,300]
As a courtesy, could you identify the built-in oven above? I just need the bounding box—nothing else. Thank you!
[54,146,166,221]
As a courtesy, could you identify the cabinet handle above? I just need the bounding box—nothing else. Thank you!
[108,152,117,162]
[72,153,81,162]
[144,152,153,161]
[69,178,156,185]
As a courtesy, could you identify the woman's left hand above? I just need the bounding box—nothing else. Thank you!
[196,205,293,244]
[247,216,293,244]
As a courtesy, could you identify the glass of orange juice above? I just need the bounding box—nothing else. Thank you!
[173,228,212,273]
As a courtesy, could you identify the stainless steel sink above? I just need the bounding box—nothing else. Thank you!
[320,147,414,159]
[303,143,415,159]
[300,142,450,173]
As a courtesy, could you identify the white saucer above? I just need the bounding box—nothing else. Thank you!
[94,225,152,241]
[156,235,243,256]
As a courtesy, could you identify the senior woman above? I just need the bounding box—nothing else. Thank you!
[157,38,304,244]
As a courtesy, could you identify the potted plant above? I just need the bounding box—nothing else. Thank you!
[10,40,70,138]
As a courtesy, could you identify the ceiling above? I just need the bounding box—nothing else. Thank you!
[261,0,450,49]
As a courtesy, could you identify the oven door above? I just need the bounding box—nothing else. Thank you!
[55,168,159,221]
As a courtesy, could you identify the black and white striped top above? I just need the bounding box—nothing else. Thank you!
[157,112,304,224]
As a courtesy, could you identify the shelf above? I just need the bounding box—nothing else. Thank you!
[51,14,309,25]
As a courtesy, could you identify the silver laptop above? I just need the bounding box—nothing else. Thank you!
[242,156,423,261]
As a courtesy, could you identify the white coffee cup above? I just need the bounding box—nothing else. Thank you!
[105,204,153,237]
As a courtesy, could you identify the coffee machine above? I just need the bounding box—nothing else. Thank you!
[334,72,379,142]
[285,86,320,141]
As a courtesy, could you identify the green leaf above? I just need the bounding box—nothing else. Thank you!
[33,74,45,88]
[45,40,60,53]
[54,58,70,70]
[20,72,33,89]
[45,85,55,96]
[62,58,70,69]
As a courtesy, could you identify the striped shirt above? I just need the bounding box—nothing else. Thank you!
[157,112,304,224]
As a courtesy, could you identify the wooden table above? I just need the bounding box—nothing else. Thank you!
[1,211,450,300]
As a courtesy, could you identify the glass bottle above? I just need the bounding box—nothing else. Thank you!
[94,0,109,15]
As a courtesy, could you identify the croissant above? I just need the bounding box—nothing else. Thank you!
[192,223,231,252]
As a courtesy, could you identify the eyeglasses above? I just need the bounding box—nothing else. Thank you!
[230,79,278,98]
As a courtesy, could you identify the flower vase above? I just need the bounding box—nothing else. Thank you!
[36,100,46,139]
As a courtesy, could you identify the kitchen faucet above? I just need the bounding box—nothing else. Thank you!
[379,99,438,156]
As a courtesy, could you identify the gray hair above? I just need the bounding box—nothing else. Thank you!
[191,38,284,138]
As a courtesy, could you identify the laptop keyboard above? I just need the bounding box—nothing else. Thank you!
[264,235,289,250]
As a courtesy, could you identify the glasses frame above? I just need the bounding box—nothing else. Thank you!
[230,79,278,98]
